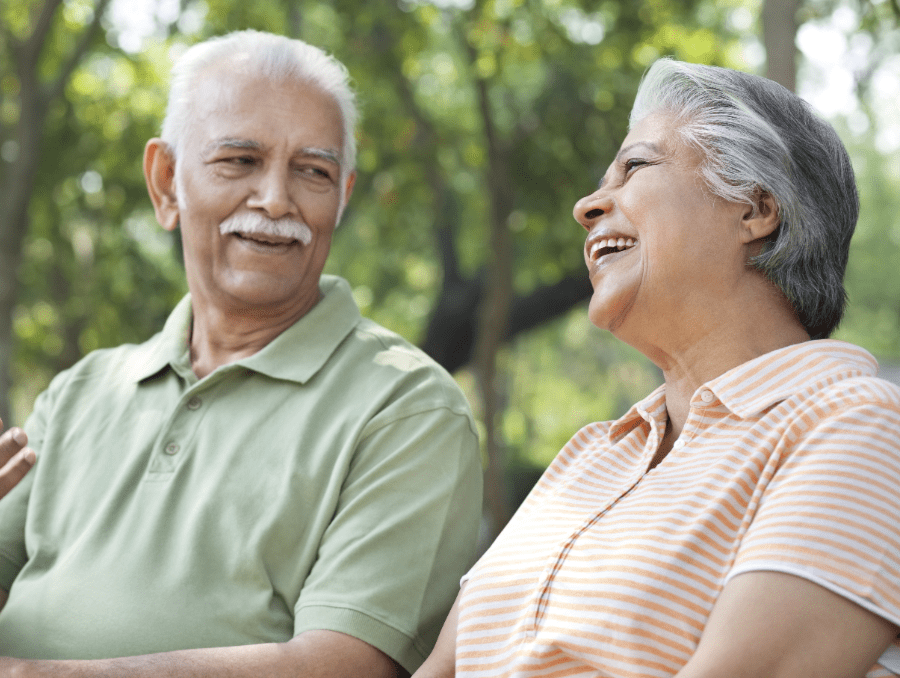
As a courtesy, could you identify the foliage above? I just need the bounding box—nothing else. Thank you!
[835,129,900,358]
[2,5,187,420]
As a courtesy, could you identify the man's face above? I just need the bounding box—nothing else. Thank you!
[168,67,353,319]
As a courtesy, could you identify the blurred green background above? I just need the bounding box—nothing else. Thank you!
[2,0,899,538]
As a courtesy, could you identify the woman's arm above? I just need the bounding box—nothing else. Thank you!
[678,571,898,678]
[413,587,463,678]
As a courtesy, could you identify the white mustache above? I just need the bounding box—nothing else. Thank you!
[219,212,313,246]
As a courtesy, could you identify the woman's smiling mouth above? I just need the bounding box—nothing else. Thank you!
[589,236,637,262]
[585,230,639,267]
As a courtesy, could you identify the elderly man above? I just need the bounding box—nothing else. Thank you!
[0,30,482,677]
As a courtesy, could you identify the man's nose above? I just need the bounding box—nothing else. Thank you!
[573,190,613,230]
[246,168,297,219]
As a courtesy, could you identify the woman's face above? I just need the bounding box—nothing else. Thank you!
[573,113,750,349]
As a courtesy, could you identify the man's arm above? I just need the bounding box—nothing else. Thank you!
[1,630,407,678]
[676,571,898,678]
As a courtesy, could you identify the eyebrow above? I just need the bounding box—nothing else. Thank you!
[299,147,341,166]
[202,138,342,167]
[597,141,664,189]
[203,138,262,155]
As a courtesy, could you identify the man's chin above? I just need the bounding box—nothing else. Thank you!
[202,271,320,314]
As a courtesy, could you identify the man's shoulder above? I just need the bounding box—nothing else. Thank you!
[331,314,474,422]
[349,316,451,375]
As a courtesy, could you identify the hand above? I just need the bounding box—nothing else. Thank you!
[0,420,35,500]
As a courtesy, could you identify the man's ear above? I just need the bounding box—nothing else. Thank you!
[343,170,356,207]
[144,139,180,232]
[739,190,780,244]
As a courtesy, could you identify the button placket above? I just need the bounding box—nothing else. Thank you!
[531,480,640,636]
[147,386,211,475]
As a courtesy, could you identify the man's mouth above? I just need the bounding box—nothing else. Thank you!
[588,236,637,262]
[233,232,299,247]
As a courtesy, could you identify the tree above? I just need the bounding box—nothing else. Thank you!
[2,0,188,424]
[0,0,113,423]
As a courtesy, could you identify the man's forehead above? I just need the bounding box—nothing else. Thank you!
[185,66,344,161]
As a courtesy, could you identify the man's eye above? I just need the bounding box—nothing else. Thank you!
[301,166,333,180]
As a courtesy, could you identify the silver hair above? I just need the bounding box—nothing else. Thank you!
[161,29,357,184]
[629,58,858,339]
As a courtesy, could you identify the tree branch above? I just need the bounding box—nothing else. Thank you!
[370,18,465,286]
[18,0,64,73]
[420,273,592,374]
[458,18,517,533]
[48,0,114,102]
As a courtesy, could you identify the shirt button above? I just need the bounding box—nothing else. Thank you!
[674,439,686,449]
[700,389,714,403]
[186,396,202,410]
[164,442,180,455]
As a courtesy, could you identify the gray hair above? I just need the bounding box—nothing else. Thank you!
[630,58,858,339]
[161,30,358,182]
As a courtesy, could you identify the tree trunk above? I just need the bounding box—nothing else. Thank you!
[463,35,516,537]
[0,42,51,426]
[0,0,110,424]
[763,0,801,91]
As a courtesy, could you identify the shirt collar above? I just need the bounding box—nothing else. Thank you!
[123,294,192,383]
[238,275,361,383]
[706,339,878,417]
[607,339,879,437]
[609,384,667,441]
[124,275,361,385]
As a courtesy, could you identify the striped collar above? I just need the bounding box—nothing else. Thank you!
[615,340,879,435]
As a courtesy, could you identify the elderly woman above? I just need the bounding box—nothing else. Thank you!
[414,59,900,678]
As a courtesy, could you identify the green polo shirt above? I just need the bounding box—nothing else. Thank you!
[0,275,482,672]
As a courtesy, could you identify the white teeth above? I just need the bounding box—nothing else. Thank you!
[589,236,638,261]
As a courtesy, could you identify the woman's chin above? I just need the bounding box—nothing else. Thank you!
[587,291,636,335]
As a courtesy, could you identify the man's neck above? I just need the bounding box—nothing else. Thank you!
[188,294,321,379]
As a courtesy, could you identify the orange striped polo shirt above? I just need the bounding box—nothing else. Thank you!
[457,340,900,678]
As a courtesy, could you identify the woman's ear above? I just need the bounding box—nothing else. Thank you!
[144,139,180,232]
[740,190,780,244]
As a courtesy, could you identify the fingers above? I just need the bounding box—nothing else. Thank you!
[0,425,27,465]
[0,425,35,500]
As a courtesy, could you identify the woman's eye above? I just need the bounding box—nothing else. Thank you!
[624,158,647,172]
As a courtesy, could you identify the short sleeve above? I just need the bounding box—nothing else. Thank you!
[729,398,900,626]
[293,405,482,673]
[0,374,60,590]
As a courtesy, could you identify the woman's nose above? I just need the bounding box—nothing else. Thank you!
[573,190,613,230]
